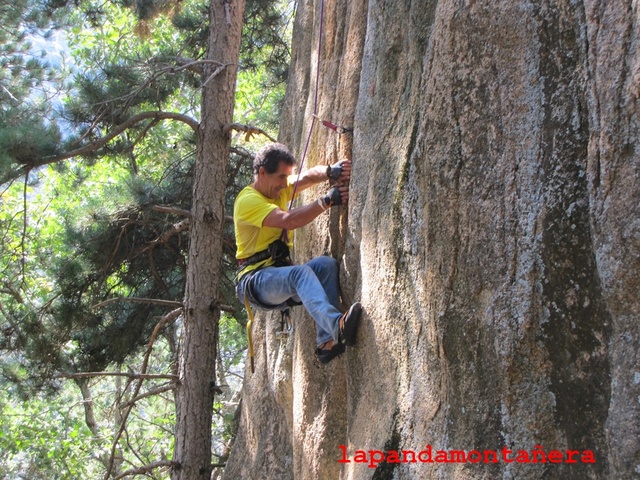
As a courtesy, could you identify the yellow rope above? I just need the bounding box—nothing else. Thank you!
[244,295,255,374]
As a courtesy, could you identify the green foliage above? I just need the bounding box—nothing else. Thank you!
[242,0,292,77]
[1,154,193,378]
[0,107,62,170]
[0,0,68,99]
[0,0,292,476]
[0,382,97,478]
[0,356,177,479]
[0,0,71,181]
[238,0,294,131]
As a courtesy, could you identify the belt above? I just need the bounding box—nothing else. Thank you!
[237,249,271,269]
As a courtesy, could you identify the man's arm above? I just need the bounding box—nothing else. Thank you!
[263,185,349,231]
[291,160,352,192]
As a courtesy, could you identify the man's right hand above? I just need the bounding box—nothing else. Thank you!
[323,185,349,207]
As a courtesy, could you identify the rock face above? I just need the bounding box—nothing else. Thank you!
[222,0,639,478]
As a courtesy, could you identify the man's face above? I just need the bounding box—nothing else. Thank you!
[260,161,292,199]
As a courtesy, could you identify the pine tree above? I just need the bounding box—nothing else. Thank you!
[0,0,292,477]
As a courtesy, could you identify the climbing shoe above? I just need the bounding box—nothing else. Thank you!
[338,302,362,346]
[315,341,346,364]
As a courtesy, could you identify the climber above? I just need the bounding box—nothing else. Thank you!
[234,142,362,364]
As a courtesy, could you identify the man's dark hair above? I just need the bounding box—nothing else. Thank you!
[253,143,296,174]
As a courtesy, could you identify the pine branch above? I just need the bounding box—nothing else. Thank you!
[112,460,175,480]
[202,63,235,87]
[1,281,23,303]
[150,217,191,246]
[65,111,200,157]
[91,294,233,313]
[1,84,18,102]
[106,58,225,107]
[121,383,175,408]
[230,145,253,160]
[56,372,179,381]
[91,296,183,310]
[7,111,199,181]
[169,57,226,76]
[225,122,277,142]
[151,205,192,217]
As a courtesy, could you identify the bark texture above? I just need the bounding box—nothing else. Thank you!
[223,0,639,478]
[173,0,246,478]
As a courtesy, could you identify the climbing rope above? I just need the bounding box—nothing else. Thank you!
[244,295,256,373]
[288,0,326,210]
[285,0,353,226]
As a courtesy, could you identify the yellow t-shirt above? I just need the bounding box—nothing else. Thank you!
[234,183,295,280]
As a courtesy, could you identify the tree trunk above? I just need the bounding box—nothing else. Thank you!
[224,0,639,479]
[172,1,245,478]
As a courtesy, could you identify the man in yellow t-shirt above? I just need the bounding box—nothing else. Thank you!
[234,143,362,364]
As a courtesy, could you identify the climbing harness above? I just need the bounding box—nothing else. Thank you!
[239,243,299,373]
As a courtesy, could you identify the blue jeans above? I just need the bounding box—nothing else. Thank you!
[236,256,343,345]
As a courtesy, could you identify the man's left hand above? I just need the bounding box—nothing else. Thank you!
[327,159,352,182]
[323,185,350,207]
